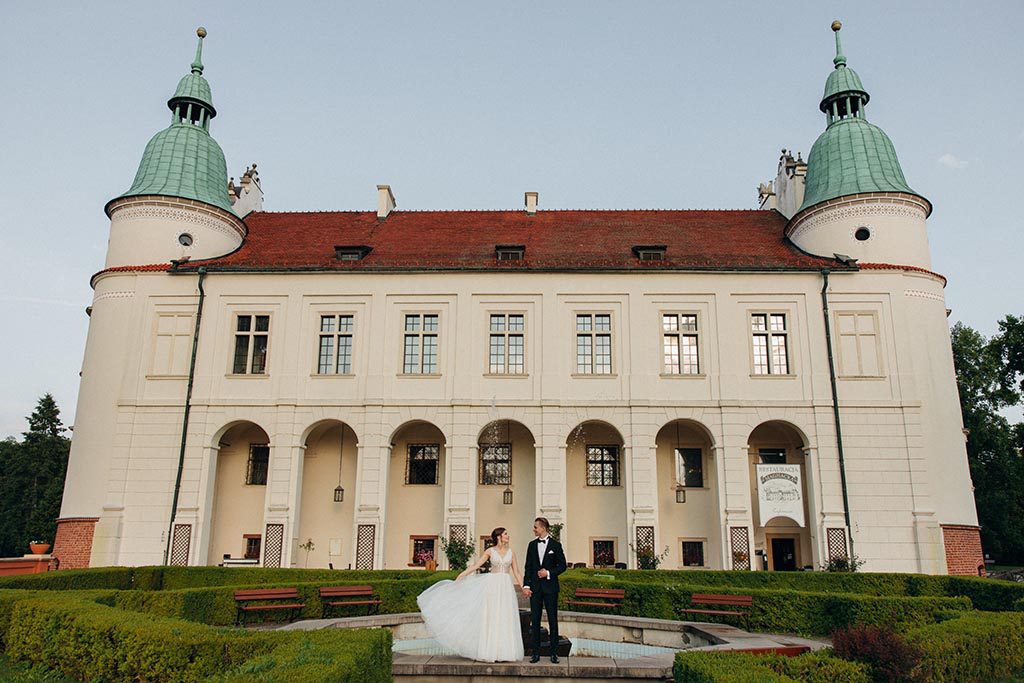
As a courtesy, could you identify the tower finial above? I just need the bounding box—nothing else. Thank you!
[191,27,207,75]
[831,20,847,68]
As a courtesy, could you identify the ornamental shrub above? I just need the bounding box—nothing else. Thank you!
[906,610,1024,682]
[831,625,923,683]
[673,650,870,683]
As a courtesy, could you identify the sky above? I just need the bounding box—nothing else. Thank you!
[1,1,1021,438]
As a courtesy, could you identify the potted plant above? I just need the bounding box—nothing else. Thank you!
[439,535,476,572]
[29,540,51,555]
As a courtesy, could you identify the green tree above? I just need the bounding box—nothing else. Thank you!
[0,395,71,556]
[951,319,1024,564]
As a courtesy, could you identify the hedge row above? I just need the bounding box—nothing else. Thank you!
[0,591,390,683]
[673,650,870,683]
[557,576,970,636]
[907,610,1024,682]
[571,568,1024,610]
[113,578,442,626]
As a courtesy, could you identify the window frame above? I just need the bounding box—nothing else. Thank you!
[405,443,441,485]
[834,310,884,379]
[400,311,442,376]
[230,313,272,376]
[748,311,793,377]
[409,535,438,567]
[585,444,621,487]
[479,443,512,486]
[758,448,787,464]
[148,310,195,378]
[245,444,270,486]
[315,313,357,376]
[679,538,707,568]
[243,534,262,561]
[485,312,528,376]
[660,311,703,377]
[590,537,618,567]
[573,311,615,376]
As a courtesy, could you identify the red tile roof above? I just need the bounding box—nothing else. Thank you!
[177,209,848,272]
[859,262,947,285]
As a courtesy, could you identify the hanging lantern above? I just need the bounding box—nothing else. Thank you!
[334,431,345,503]
[675,486,686,504]
[503,486,513,505]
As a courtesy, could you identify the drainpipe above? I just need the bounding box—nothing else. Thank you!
[820,269,855,559]
[163,267,207,565]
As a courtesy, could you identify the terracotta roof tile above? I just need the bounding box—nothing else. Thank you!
[178,209,847,272]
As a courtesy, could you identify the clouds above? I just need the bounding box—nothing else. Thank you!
[938,153,969,170]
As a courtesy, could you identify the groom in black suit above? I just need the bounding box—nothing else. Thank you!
[523,516,567,663]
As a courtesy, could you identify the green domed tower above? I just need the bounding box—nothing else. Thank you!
[788,22,934,269]
[103,28,245,268]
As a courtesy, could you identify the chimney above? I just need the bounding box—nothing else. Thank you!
[524,191,538,215]
[230,163,263,217]
[377,185,396,219]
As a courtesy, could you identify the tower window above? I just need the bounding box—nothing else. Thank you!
[178,233,194,247]
[854,227,871,241]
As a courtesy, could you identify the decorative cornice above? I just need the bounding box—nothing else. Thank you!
[109,196,245,241]
[788,193,929,241]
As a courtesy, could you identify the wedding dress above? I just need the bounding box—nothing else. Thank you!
[416,546,525,662]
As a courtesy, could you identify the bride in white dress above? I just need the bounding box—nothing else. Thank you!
[416,527,526,662]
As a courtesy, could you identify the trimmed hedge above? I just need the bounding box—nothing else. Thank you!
[673,650,870,683]
[557,576,971,636]
[113,578,443,626]
[570,568,1024,610]
[0,567,138,591]
[907,611,1024,682]
[0,591,390,683]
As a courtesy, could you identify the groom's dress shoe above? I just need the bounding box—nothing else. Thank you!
[550,654,560,663]
[529,654,540,663]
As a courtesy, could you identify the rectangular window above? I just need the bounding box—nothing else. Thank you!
[662,314,700,374]
[751,313,789,375]
[243,535,262,560]
[411,536,437,566]
[676,448,704,488]
[576,313,613,374]
[245,444,269,485]
[592,539,616,566]
[586,445,620,486]
[836,312,881,377]
[152,313,194,376]
[681,540,705,567]
[317,314,354,374]
[403,314,439,374]
[406,443,440,485]
[759,448,786,464]
[479,444,512,485]
[488,314,526,374]
[232,314,270,374]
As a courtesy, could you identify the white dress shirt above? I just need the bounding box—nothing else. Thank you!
[536,536,550,578]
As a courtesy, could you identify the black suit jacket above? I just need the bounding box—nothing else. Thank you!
[524,536,567,594]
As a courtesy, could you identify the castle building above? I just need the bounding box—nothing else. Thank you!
[53,23,984,575]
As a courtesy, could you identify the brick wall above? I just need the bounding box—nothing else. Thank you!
[941,524,985,576]
[52,517,98,570]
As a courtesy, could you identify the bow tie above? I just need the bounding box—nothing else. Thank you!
[538,539,547,544]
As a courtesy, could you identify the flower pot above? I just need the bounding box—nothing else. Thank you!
[425,559,437,571]
[29,543,51,555]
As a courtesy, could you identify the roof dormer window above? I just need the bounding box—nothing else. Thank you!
[632,245,666,261]
[496,245,525,261]
[335,245,372,261]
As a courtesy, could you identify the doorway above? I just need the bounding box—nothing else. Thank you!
[768,536,799,571]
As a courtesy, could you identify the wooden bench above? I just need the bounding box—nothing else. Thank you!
[680,593,752,630]
[319,585,382,617]
[234,588,305,626]
[565,587,625,610]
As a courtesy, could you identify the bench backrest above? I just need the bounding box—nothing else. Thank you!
[690,593,753,607]
[574,588,626,600]
[320,585,375,598]
[234,588,301,601]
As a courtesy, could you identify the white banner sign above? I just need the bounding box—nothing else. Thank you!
[756,464,804,528]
